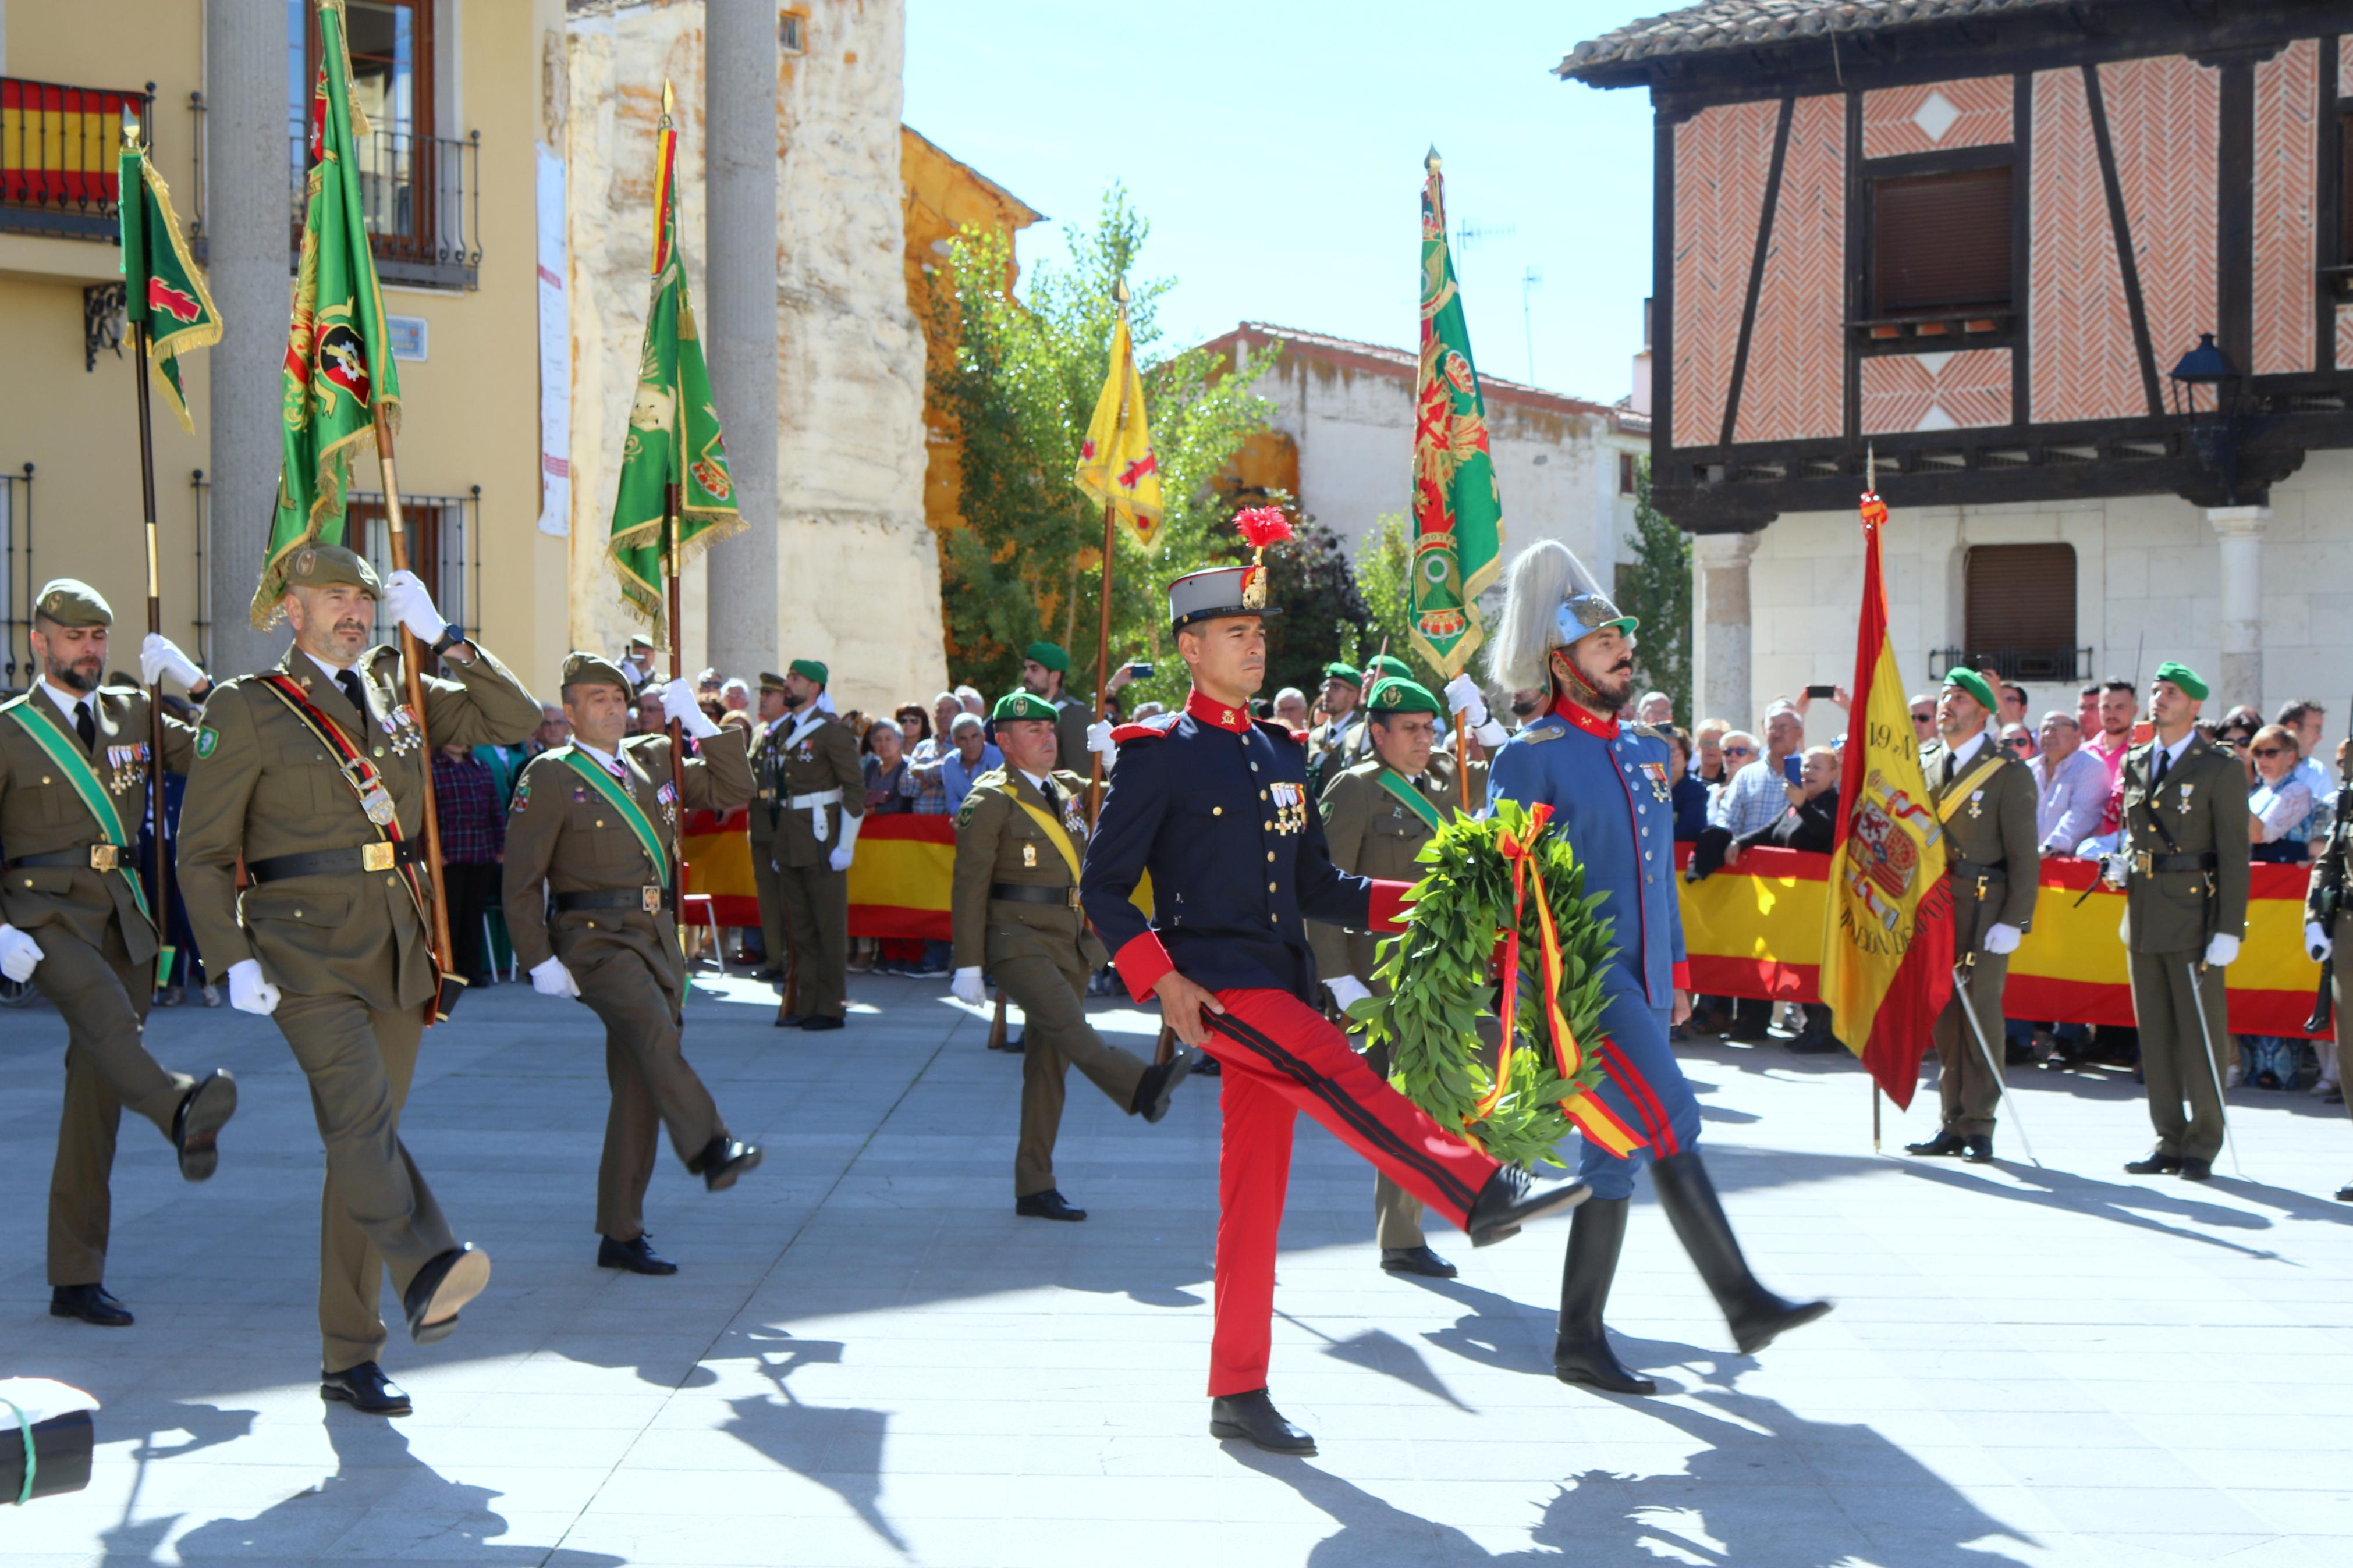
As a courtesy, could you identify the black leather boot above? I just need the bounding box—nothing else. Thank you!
[1651,1150,1832,1356]
[1209,1388,1315,1455]
[1552,1197,1656,1395]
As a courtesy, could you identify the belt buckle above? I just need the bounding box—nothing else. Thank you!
[88,844,120,873]
[641,885,663,915]
[363,842,396,873]
[2132,850,2152,875]
[1065,887,1083,909]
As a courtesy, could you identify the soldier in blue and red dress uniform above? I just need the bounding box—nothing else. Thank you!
[1079,550,1588,1456]
[1484,539,1831,1396]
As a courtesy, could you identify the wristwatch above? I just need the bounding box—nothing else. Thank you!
[429,624,467,659]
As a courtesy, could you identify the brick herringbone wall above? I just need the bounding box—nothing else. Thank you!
[1862,76,2012,160]
[1861,348,2010,433]
[2106,55,2220,388]
[2253,38,2318,376]
[1737,93,1846,445]
[1676,99,1781,449]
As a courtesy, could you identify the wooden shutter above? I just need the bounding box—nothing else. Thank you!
[1872,165,2013,315]
[1964,543,2074,652]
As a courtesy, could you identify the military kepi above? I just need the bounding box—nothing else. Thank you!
[1942,666,1998,713]
[1366,677,1440,715]
[757,671,788,694]
[33,578,113,627]
[560,651,633,695]
[992,690,1059,723]
[282,543,382,597]
[1166,564,1283,629]
[2153,660,2208,701]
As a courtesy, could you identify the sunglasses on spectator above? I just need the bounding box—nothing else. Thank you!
[2252,746,2285,758]
[1723,745,1757,756]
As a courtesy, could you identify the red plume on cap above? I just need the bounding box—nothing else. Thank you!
[1233,506,1293,550]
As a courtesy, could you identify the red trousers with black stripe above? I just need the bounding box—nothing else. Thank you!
[1200,987,1501,1397]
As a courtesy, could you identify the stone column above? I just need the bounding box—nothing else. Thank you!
[701,2,780,681]
[1692,530,1759,726]
[2208,504,2269,708]
[204,0,292,679]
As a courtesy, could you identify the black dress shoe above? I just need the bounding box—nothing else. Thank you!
[991,1032,1026,1053]
[1784,1030,1843,1054]
[800,1015,845,1032]
[2335,1179,2353,1201]
[690,1136,764,1191]
[50,1283,133,1327]
[1015,1188,1087,1222]
[2178,1156,2214,1182]
[1904,1129,1968,1157]
[402,1244,490,1345]
[2124,1150,2184,1175]
[1379,1245,1457,1278]
[1193,1054,1220,1077]
[1209,1388,1314,1455]
[321,1361,411,1416]
[1962,1135,1995,1164]
[1464,1164,1589,1248]
[1130,1049,1199,1123]
[750,965,784,982]
[598,1235,678,1275]
[172,1069,237,1183]
[773,1014,806,1029]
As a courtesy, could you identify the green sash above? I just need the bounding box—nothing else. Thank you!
[556,746,672,879]
[0,694,151,921]
[1375,767,1446,834]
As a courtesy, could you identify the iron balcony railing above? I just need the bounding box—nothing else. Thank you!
[0,77,154,240]
[286,120,481,290]
[1930,647,2094,685]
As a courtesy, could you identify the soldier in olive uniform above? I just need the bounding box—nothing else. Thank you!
[1303,662,1364,801]
[1020,640,1094,774]
[0,580,237,1328]
[503,654,764,1274]
[1309,674,1503,1278]
[2304,739,2351,1200]
[178,545,541,1416]
[744,672,793,982]
[2104,663,2251,1182]
[948,690,1197,1219]
[767,659,864,1030]
[1903,668,2041,1165]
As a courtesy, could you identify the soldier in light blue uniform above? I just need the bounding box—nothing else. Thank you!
[1485,539,1830,1396]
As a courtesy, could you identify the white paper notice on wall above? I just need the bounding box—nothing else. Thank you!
[535,141,572,538]
[385,315,428,361]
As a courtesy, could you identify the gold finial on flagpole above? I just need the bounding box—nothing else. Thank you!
[1113,274,1129,314]
[120,102,142,151]
[1865,442,1876,495]
[661,79,675,127]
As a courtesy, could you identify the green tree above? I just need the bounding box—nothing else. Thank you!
[1618,457,1693,721]
[1347,514,1449,689]
[927,188,1278,711]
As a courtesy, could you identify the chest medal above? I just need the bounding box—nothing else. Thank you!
[1639,760,1671,803]
[1269,780,1307,834]
[359,778,398,827]
[2178,782,2194,815]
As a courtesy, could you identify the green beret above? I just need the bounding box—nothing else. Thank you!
[991,690,1059,723]
[282,542,382,598]
[1942,667,1997,714]
[789,657,828,688]
[1366,676,1440,716]
[559,652,633,695]
[33,578,112,628]
[1363,654,1412,683]
[1321,662,1361,687]
[1023,640,1071,674]
[758,671,788,694]
[2153,660,2208,701]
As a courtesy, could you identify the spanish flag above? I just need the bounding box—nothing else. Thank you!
[1072,314,1164,552]
[1820,488,1954,1108]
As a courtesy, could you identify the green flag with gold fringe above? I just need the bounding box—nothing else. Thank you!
[606,82,739,630]
[1408,148,1504,679]
[118,133,221,433]
[253,0,402,625]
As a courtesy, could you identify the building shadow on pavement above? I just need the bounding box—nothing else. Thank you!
[717,1328,907,1556]
[1231,1370,2043,1568]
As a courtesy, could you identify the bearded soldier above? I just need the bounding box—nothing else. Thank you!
[178,546,540,1416]
[0,579,236,1328]
[766,660,863,1030]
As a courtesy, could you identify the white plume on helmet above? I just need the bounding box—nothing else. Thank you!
[1484,539,1634,695]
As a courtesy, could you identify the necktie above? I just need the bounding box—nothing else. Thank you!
[1039,776,1062,815]
[73,699,95,753]
[2151,748,2169,788]
[1942,751,1956,787]
[334,669,367,725]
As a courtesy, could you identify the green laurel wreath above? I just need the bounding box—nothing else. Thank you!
[1351,799,1618,1169]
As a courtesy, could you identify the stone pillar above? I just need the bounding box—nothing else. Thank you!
[701,2,780,681]
[2208,504,2269,708]
[1692,530,1759,726]
[204,0,292,679]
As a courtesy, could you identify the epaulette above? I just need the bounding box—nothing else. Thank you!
[1517,717,1566,745]
[1254,718,1308,746]
[1110,713,1181,744]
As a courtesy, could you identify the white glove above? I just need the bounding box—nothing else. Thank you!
[1981,922,2022,956]
[0,923,44,983]
[659,678,719,739]
[951,966,986,1007]
[1442,674,1489,727]
[1087,720,1117,755]
[226,958,281,1016]
[382,568,450,646]
[829,812,861,874]
[139,632,203,691]
[1471,717,1511,749]
[2203,932,2240,968]
[530,955,580,998]
[2309,919,2334,962]
[2098,853,2128,887]
[1326,974,1372,1013]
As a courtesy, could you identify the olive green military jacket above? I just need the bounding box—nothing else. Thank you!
[768,709,865,869]
[2308,769,2351,928]
[2119,733,2251,954]
[1306,711,1368,798]
[177,642,542,1012]
[501,727,752,1004]
[1051,695,1092,778]
[1309,753,1483,993]
[0,685,195,963]
[745,714,792,847]
[950,766,1105,972]
[1919,735,2040,944]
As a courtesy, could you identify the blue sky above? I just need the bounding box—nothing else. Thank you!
[902,1,1665,403]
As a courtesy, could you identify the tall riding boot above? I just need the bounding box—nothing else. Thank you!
[1651,1150,1832,1355]
[1552,1197,1657,1395]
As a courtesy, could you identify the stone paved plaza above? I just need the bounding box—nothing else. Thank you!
[3,972,2350,1567]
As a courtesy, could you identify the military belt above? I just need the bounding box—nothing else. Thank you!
[247,841,426,882]
[991,881,1083,909]
[1947,858,2008,883]
[6,845,126,874]
[554,887,675,914]
[2132,851,2217,874]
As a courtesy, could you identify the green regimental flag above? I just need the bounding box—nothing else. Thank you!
[253,0,402,626]
[118,137,222,433]
[606,82,740,630]
[1408,149,1504,680]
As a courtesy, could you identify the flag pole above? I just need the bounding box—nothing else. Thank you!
[664,483,688,916]
[370,406,457,1023]
[121,113,172,987]
[1087,278,1132,825]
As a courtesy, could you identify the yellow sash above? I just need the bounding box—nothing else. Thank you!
[1934,753,2008,823]
[1009,788,1084,882]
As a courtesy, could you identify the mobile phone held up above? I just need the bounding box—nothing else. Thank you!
[1805,684,1837,700]
[1126,661,1154,680]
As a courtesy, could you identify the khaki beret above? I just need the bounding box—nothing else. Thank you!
[33,578,112,628]
[282,543,382,598]
[560,652,633,695]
